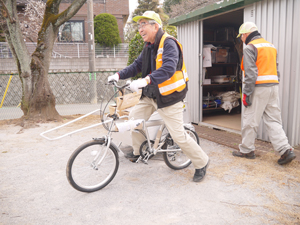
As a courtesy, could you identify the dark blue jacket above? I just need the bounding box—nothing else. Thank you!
[118,29,187,108]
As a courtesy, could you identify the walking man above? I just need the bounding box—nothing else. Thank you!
[108,11,209,181]
[232,22,296,165]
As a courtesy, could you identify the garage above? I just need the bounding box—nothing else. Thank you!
[170,0,300,146]
[201,9,244,132]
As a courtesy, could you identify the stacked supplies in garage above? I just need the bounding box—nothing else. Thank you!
[218,91,240,113]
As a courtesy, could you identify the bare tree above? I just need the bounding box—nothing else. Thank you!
[169,0,218,18]
[19,0,45,42]
[0,0,87,126]
[124,21,137,43]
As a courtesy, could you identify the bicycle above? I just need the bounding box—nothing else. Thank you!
[41,81,199,192]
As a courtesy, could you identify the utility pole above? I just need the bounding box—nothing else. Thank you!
[87,0,97,104]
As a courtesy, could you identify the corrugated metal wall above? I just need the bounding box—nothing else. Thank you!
[177,20,201,123]
[244,0,300,146]
[176,0,299,146]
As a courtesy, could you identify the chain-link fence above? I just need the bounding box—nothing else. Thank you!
[0,42,129,59]
[0,71,131,120]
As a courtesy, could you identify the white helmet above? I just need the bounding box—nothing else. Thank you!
[237,22,258,38]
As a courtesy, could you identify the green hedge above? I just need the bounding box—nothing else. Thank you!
[127,32,144,79]
[94,13,121,47]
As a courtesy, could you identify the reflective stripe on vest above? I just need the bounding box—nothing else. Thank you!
[156,33,189,96]
[241,38,278,85]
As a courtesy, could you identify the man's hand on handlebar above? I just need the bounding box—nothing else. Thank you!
[106,79,130,91]
[108,73,119,83]
[130,78,148,93]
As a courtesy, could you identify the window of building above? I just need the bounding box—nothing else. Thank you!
[58,21,84,42]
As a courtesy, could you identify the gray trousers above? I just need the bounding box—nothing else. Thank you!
[129,97,209,169]
[239,85,291,155]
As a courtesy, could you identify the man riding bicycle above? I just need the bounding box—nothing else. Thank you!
[108,11,209,182]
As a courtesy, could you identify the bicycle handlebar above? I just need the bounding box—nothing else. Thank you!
[106,80,130,91]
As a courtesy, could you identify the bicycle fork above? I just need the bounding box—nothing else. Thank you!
[91,136,111,170]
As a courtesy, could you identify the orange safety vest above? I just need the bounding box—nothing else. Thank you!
[241,38,279,84]
[156,33,189,96]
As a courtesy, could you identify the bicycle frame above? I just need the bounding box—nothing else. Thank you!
[39,81,196,192]
[133,118,190,164]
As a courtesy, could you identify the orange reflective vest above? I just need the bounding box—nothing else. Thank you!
[156,33,189,96]
[241,38,279,84]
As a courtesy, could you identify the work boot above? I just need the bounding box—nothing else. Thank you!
[278,149,296,165]
[125,151,140,163]
[232,150,256,159]
[193,159,210,182]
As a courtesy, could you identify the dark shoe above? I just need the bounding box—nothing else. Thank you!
[125,151,140,163]
[232,150,256,159]
[278,149,296,165]
[193,159,210,182]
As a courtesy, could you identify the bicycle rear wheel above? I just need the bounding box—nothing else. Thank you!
[163,127,199,170]
[66,139,119,192]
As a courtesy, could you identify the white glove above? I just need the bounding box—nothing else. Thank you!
[130,79,148,93]
[108,73,119,83]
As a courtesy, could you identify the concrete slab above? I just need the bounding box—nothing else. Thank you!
[0,121,299,224]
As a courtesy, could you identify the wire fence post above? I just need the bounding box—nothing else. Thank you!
[87,0,97,104]
[77,43,80,58]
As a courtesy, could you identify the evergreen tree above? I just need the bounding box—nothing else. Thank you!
[127,32,144,79]
[132,0,161,18]
[94,13,121,47]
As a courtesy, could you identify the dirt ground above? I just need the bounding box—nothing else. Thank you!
[0,116,300,225]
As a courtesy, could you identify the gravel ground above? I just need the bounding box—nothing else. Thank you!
[0,118,299,225]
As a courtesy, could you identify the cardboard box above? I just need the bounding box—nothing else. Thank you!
[215,48,228,63]
[116,90,141,110]
[203,79,211,84]
[109,90,141,116]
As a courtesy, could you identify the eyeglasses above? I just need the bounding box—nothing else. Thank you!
[137,22,154,30]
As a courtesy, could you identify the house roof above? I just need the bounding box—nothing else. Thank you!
[169,0,261,26]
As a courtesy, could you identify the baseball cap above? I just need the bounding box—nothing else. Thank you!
[237,22,258,38]
[132,11,162,26]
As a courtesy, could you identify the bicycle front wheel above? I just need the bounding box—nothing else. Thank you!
[163,127,199,170]
[66,139,119,192]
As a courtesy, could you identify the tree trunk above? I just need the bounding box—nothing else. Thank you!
[0,0,88,125]
[22,23,61,122]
